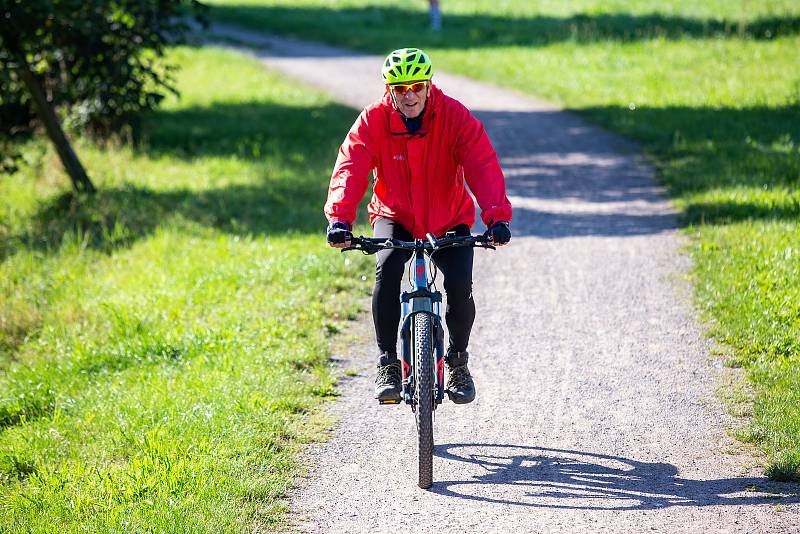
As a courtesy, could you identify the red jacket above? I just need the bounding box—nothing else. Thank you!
[324,84,512,238]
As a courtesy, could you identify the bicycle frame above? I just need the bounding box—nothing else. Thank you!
[342,232,494,488]
[342,232,492,409]
[399,242,446,409]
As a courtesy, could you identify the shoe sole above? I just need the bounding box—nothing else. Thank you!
[446,390,475,404]
[375,390,402,403]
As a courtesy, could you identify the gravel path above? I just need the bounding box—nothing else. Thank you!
[206,24,800,533]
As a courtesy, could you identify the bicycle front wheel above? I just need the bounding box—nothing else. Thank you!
[413,312,434,489]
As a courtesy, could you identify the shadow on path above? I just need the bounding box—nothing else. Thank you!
[473,106,800,237]
[433,443,800,510]
[507,207,677,238]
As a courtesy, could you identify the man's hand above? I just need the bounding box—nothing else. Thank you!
[484,221,511,247]
[327,221,352,248]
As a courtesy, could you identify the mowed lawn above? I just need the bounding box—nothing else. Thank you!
[0,47,372,531]
[207,0,800,479]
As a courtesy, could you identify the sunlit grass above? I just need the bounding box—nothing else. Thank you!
[207,0,800,52]
[0,47,372,530]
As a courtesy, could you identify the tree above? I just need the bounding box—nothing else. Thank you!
[0,0,206,193]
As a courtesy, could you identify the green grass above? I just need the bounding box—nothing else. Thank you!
[0,47,373,530]
[206,0,800,51]
[206,0,800,480]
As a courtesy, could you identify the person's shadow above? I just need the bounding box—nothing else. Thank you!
[432,443,799,510]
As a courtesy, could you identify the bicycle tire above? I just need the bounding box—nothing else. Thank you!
[413,312,434,489]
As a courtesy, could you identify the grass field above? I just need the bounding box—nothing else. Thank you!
[0,47,372,530]
[206,0,800,479]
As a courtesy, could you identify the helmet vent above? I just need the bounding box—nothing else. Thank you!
[412,66,421,76]
[392,56,401,63]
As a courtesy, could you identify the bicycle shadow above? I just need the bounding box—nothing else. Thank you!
[432,443,800,510]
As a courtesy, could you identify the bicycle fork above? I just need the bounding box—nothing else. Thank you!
[399,311,445,407]
[399,249,446,408]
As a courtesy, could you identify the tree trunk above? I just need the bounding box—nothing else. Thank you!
[15,60,96,194]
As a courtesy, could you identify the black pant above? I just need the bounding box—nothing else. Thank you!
[372,217,475,358]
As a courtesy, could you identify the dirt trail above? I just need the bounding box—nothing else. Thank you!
[207,24,800,533]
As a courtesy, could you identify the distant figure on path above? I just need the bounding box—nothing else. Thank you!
[324,48,512,405]
[429,0,441,31]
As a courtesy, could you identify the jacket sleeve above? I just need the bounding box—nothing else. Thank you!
[453,107,512,227]
[324,110,376,225]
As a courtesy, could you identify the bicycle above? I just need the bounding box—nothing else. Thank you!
[343,231,495,488]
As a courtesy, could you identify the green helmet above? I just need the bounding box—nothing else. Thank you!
[381,47,433,84]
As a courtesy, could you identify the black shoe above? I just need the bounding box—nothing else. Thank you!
[445,350,475,404]
[374,353,402,402]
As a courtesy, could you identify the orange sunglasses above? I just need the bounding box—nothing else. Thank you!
[389,81,428,95]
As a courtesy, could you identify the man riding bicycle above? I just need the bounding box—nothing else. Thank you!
[325,47,512,405]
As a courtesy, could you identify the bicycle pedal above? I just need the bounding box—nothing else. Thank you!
[378,399,401,405]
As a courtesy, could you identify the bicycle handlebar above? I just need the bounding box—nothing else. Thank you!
[342,233,495,255]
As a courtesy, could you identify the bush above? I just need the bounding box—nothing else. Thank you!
[0,0,207,143]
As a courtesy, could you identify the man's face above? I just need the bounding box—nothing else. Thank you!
[390,81,429,119]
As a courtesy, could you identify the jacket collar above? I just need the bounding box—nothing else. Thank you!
[384,83,440,138]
